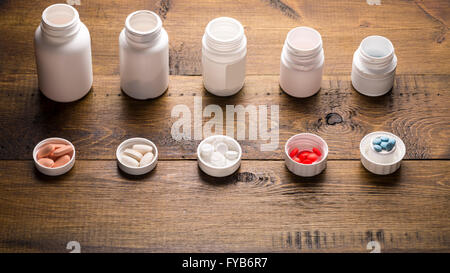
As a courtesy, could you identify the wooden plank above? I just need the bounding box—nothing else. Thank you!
[0,0,448,254]
[0,0,448,76]
[0,74,448,160]
[0,160,448,252]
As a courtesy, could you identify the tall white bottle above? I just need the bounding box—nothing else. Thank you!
[280,27,324,98]
[34,4,93,102]
[351,36,397,97]
[202,17,247,96]
[119,10,169,100]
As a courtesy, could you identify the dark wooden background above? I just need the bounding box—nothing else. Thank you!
[0,0,449,252]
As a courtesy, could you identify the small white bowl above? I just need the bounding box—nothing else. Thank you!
[284,133,328,177]
[33,137,76,176]
[360,131,406,175]
[197,135,242,177]
[116,137,158,175]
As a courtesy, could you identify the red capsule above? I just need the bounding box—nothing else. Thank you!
[307,152,318,162]
[298,152,308,161]
[302,159,313,164]
[299,150,310,158]
[313,147,322,157]
[299,150,310,156]
[293,156,302,163]
[289,148,299,158]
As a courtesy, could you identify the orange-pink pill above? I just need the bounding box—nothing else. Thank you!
[53,155,71,168]
[37,158,54,168]
[53,144,66,149]
[52,145,73,157]
[37,144,54,159]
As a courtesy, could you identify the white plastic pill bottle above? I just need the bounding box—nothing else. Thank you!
[280,27,324,98]
[202,17,247,96]
[34,4,93,102]
[351,35,397,97]
[119,10,169,100]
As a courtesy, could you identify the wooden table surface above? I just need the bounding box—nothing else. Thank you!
[0,0,449,253]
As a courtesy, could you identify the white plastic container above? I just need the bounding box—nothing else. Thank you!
[197,135,242,177]
[34,4,93,103]
[202,17,247,96]
[284,133,328,177]
[352,35,397,96]
[33,137,76,176]
[120,10,169,100]
[360,131,405,175]
[116,137,158,175]
[280,27,324,98]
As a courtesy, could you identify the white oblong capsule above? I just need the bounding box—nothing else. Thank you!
[140,152,154,167]
[123,148,143,161]
[132,144,153,155]
[120,154,139,168]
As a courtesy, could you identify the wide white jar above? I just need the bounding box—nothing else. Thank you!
[351,35,397,97]
[202,17,247,96]
[280,27,324,98]
[34,4,93,102]
[119,10,169,100]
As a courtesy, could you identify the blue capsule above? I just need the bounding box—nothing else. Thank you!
[380,136,389,142]
[380,142,388,150]
[373,144,382,152]
[386,143,394,151]
[388,138,396,146]
[372,138,382,145]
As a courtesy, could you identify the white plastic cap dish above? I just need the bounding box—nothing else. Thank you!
[33,137,76,176]
[197,135,242,177]
[284,133,328,177]
[116,137,158,175]
[360,131,406,175]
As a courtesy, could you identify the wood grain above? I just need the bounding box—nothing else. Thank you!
[0,74,448,160]
[0,0,448,76]
[0,160,448,252]
[0,0,449,253]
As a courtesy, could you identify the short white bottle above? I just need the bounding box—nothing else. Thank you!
[351,35,397,97]
[280,27,324,98]
[119,10,169,100]
[34,4,93,102]
[202,17,247,96]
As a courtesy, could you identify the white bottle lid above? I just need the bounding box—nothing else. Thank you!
[360,131,406,175]
[197,135,242,177]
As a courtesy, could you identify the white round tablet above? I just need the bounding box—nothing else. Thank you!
[210,152,226,167]
[225,150,239,160]
[215,142,228,154]
[201,143,213,159]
